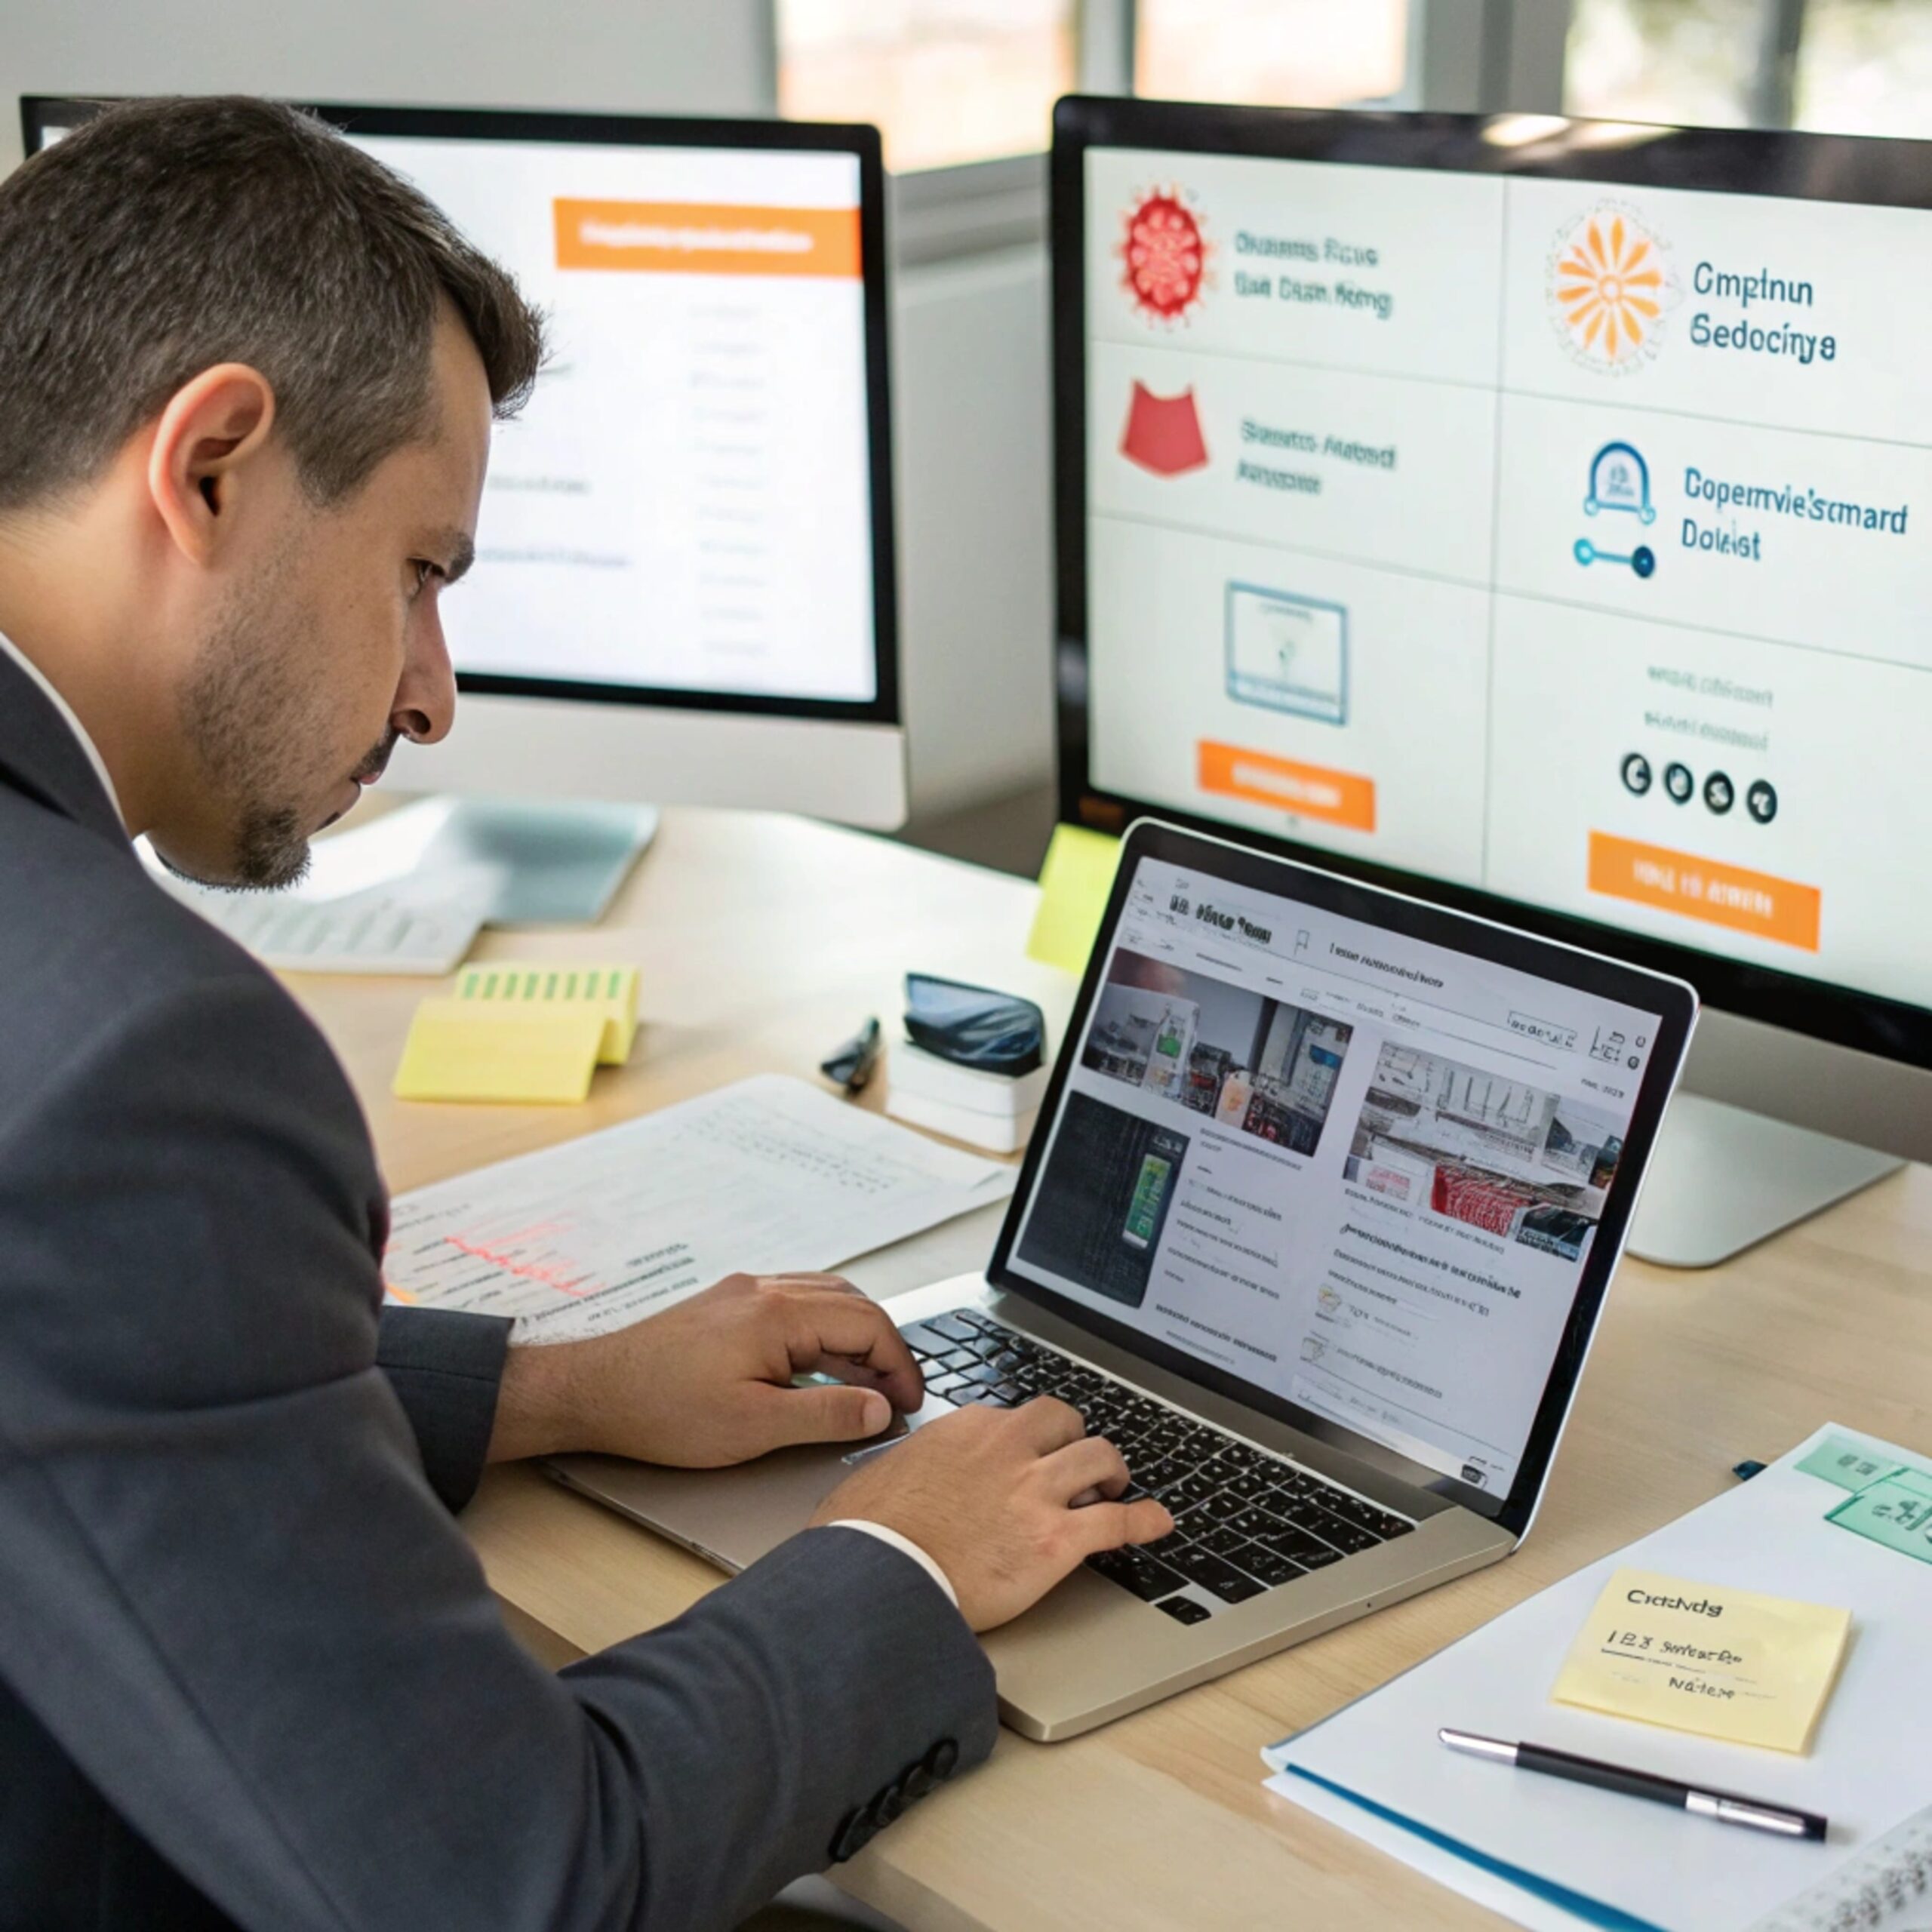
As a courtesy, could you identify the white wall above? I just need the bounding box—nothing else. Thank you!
[892,245,1057,815]
[0,0,775,168]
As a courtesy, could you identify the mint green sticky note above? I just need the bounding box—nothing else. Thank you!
[1828,1474,1932,1566]
[1796,1435,1903,1491]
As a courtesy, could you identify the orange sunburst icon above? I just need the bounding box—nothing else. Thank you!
[1548,205,1678,372]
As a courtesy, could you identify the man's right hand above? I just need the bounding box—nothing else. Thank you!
[810,1397,1174,1632]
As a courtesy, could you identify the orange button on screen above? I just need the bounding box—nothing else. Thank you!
[1198,740,1376,832]
[1588,832,1820,952]
[554,199,860,278]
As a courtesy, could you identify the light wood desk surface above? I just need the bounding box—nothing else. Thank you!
[292,807,1932,1932]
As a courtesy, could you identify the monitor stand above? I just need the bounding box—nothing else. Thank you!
[1626,1093,1902,1269]
[432,798,660,926]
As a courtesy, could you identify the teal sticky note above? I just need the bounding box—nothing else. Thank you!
[1828,1474,1932,1566]
[1795,1435,1903,1491]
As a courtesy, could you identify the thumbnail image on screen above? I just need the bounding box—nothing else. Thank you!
[1015,1094,1190,1307]
[1344,1042,1624,1263]
[1080,946,1353,1156]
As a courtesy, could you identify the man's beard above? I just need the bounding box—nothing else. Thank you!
[168,582,392,891]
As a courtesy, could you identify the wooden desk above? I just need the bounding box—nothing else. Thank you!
[293,808,1932,1932]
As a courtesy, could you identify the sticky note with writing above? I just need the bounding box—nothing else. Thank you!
[1828,1466,1932,1567]
[454,962,638,1065]
[1026,825,1120,976]
[1551,1567,1850,1753]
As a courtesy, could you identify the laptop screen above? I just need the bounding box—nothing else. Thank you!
[1001,837,1676,1515]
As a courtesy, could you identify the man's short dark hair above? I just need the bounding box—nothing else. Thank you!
[0,96,546,510]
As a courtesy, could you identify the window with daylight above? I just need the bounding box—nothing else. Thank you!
[1134,0,1409,109]
[777,0,1077,171]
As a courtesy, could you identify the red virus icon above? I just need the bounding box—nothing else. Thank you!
[1121,189,1208,322]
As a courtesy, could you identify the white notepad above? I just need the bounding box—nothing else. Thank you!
[1262,1425,1932,1932]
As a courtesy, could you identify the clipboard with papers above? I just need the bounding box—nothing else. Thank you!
[1261,1424,1932,1932]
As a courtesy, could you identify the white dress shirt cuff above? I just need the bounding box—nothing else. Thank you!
[829,1519,958,1609]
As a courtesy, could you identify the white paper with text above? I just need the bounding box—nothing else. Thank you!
[383,1075,1015,1341]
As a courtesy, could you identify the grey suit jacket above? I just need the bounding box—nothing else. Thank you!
[0,648,997,1931]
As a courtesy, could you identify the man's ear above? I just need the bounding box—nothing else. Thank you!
[144,364,278,565]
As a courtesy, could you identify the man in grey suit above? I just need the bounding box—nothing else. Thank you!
[0,99,1171,1931]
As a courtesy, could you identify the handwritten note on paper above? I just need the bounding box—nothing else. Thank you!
[1551,1567,1851,1752]
[383,1074,1017,1342]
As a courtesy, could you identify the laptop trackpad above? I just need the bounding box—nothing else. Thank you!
[839,1392,961,1466]
[545,1395,962,1575]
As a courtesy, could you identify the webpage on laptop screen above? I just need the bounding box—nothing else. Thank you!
[1008,857,1664,1496]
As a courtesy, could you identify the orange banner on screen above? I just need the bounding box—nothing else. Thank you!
[553,199,860,278]
[1198,741,1376,832]
[1588,832,1820,952]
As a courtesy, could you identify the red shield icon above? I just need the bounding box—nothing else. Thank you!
[1121,381,1208,477]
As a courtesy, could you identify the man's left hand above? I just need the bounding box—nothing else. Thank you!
[485,1272,923,1467]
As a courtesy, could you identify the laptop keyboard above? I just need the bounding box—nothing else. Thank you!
[899,1309,1416,1624]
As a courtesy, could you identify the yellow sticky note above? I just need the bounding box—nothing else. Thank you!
[1552,1567,1851,1754]
[453,962,638,1065]
[1026,825,1121,975]
[393,1002,607,1105]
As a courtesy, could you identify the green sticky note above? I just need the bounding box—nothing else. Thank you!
[1026,825,1121,976]
[1828,1472,1932,1565]
[1795,1435,1903,1491]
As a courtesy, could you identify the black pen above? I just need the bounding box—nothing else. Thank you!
[1438,1729,1828,1841]
[820,1016,883,1095]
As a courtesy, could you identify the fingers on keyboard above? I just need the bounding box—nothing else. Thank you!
[914,1311,1417,1616]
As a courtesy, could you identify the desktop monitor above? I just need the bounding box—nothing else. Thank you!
[21,97,906,828]
[1052,96,1932,1263]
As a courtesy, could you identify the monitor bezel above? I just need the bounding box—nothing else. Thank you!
[1051,93,1932,1079]
[986,816,1700,1539]
[19,94,901,729]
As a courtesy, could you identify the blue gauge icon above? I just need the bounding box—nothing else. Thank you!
[1585,441,1657,524]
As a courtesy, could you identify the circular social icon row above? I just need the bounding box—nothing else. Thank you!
[1621,753,1777,824]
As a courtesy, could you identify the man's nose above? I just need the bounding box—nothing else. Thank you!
[392,614,457,746]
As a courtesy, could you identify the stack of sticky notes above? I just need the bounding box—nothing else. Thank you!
[885,1041,1048,1155]
[393,964,639,1104]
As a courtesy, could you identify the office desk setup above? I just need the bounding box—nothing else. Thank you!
[291,808,1932,1932]
[18,67,1932,1932]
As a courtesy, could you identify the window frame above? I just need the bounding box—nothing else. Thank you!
[838,0,1583,263]
[820,2,1860,266]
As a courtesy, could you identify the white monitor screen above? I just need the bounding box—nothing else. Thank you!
[349,132,881,709]
[1081,142,1932,1014]
[1006,851,1665,1497]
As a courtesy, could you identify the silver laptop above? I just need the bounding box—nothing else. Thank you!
[552,820,1698,1741]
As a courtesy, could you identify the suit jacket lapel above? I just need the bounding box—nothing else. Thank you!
[0,646,131,851]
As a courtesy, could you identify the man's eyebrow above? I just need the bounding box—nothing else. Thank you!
[442,534,477,585]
